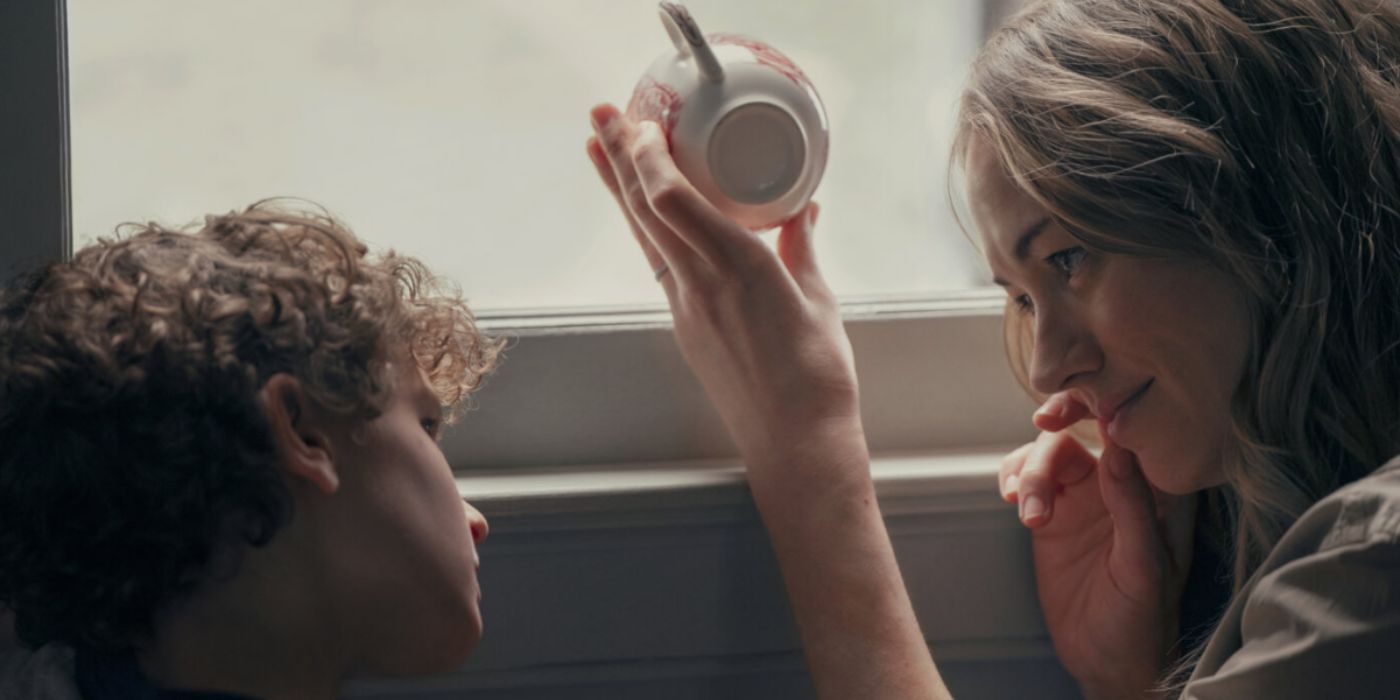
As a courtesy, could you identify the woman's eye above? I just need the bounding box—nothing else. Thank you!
[1046,247,1087,277]
[1012,294,1034,315]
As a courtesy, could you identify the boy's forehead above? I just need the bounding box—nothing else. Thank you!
[387,360,439,404]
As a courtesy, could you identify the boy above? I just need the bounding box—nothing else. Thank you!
[0,201,502,698]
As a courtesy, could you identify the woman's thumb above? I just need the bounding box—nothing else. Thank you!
[1097,442,1167,598]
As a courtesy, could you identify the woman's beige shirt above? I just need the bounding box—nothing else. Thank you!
[1185,455,1400,698]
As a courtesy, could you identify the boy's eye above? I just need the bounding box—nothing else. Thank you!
[421,418,441,440]
[1046,247,1087,277]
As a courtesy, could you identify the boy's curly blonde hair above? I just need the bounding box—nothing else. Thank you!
[0,199,504,652]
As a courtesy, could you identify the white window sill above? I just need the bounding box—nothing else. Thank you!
[457,448,1012,521]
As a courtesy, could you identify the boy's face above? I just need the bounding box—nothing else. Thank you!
[319,362,488,674]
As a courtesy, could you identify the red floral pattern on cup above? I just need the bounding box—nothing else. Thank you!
[626,75,684,138]
[708,33,811,88]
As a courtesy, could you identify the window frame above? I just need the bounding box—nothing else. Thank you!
[1,0,70,286]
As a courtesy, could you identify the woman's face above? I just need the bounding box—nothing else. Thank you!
[965,139,1251,495]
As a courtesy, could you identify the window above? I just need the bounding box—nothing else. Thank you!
[66,0,999,311]
[11,0,1035,471]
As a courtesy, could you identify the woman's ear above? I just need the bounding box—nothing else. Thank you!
[259,374,340,494]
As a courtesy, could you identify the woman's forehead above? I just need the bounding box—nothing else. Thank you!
[965,141,1054,269]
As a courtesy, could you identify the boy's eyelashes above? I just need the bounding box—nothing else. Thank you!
[421,418,442,440]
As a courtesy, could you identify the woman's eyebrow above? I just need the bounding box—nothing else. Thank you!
[992,216,1053,287]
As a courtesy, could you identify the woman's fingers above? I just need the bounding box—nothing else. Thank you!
[586,137,670,281]
[1096,442,1167,600]
[592,103,826,311]
[1000,442,1035,502]
[1016,431,1098,527]
[1033,392,1092,432]
[628,119,772,275]
[590,105,707,280]
[776,202,833,304]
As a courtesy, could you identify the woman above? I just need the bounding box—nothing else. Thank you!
[586,0,1399,697]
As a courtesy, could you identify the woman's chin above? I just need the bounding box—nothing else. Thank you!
[1139,452,1226,496]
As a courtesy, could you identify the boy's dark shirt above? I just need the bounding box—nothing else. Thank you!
[75,649,254,700]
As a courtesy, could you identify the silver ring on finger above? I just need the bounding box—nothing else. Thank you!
[653,263,671,281]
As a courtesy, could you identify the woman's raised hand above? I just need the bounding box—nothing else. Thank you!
[1001,393,1196,698]
[586,104,949,699]
[585,104,861,476]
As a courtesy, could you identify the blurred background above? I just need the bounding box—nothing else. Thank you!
[69,0,1022,311]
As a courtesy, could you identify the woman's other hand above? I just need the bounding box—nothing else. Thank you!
[1001,393,1196,699]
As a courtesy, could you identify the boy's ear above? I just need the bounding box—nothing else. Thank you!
[259,374,340,494]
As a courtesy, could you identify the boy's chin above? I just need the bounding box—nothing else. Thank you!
[368,614,483,677]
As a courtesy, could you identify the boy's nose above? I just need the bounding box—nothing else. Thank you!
[465,503,489,545]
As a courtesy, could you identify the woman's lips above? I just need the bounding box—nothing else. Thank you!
[1105,379,1153,442]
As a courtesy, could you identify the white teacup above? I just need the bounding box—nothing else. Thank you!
[627,2,829,231]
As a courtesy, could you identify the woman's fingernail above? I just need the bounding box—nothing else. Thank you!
[590,105,615,129]
[1004,474,1020,497]
[1021,495,1046,521]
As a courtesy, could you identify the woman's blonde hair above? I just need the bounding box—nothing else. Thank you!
[0,200,504,651]
[954,0,1400,600]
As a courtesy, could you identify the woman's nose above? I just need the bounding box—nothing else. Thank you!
[1027,303,1100,395]
[464,502,489,545]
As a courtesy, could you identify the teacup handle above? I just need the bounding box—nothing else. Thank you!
[659,2,724,83]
